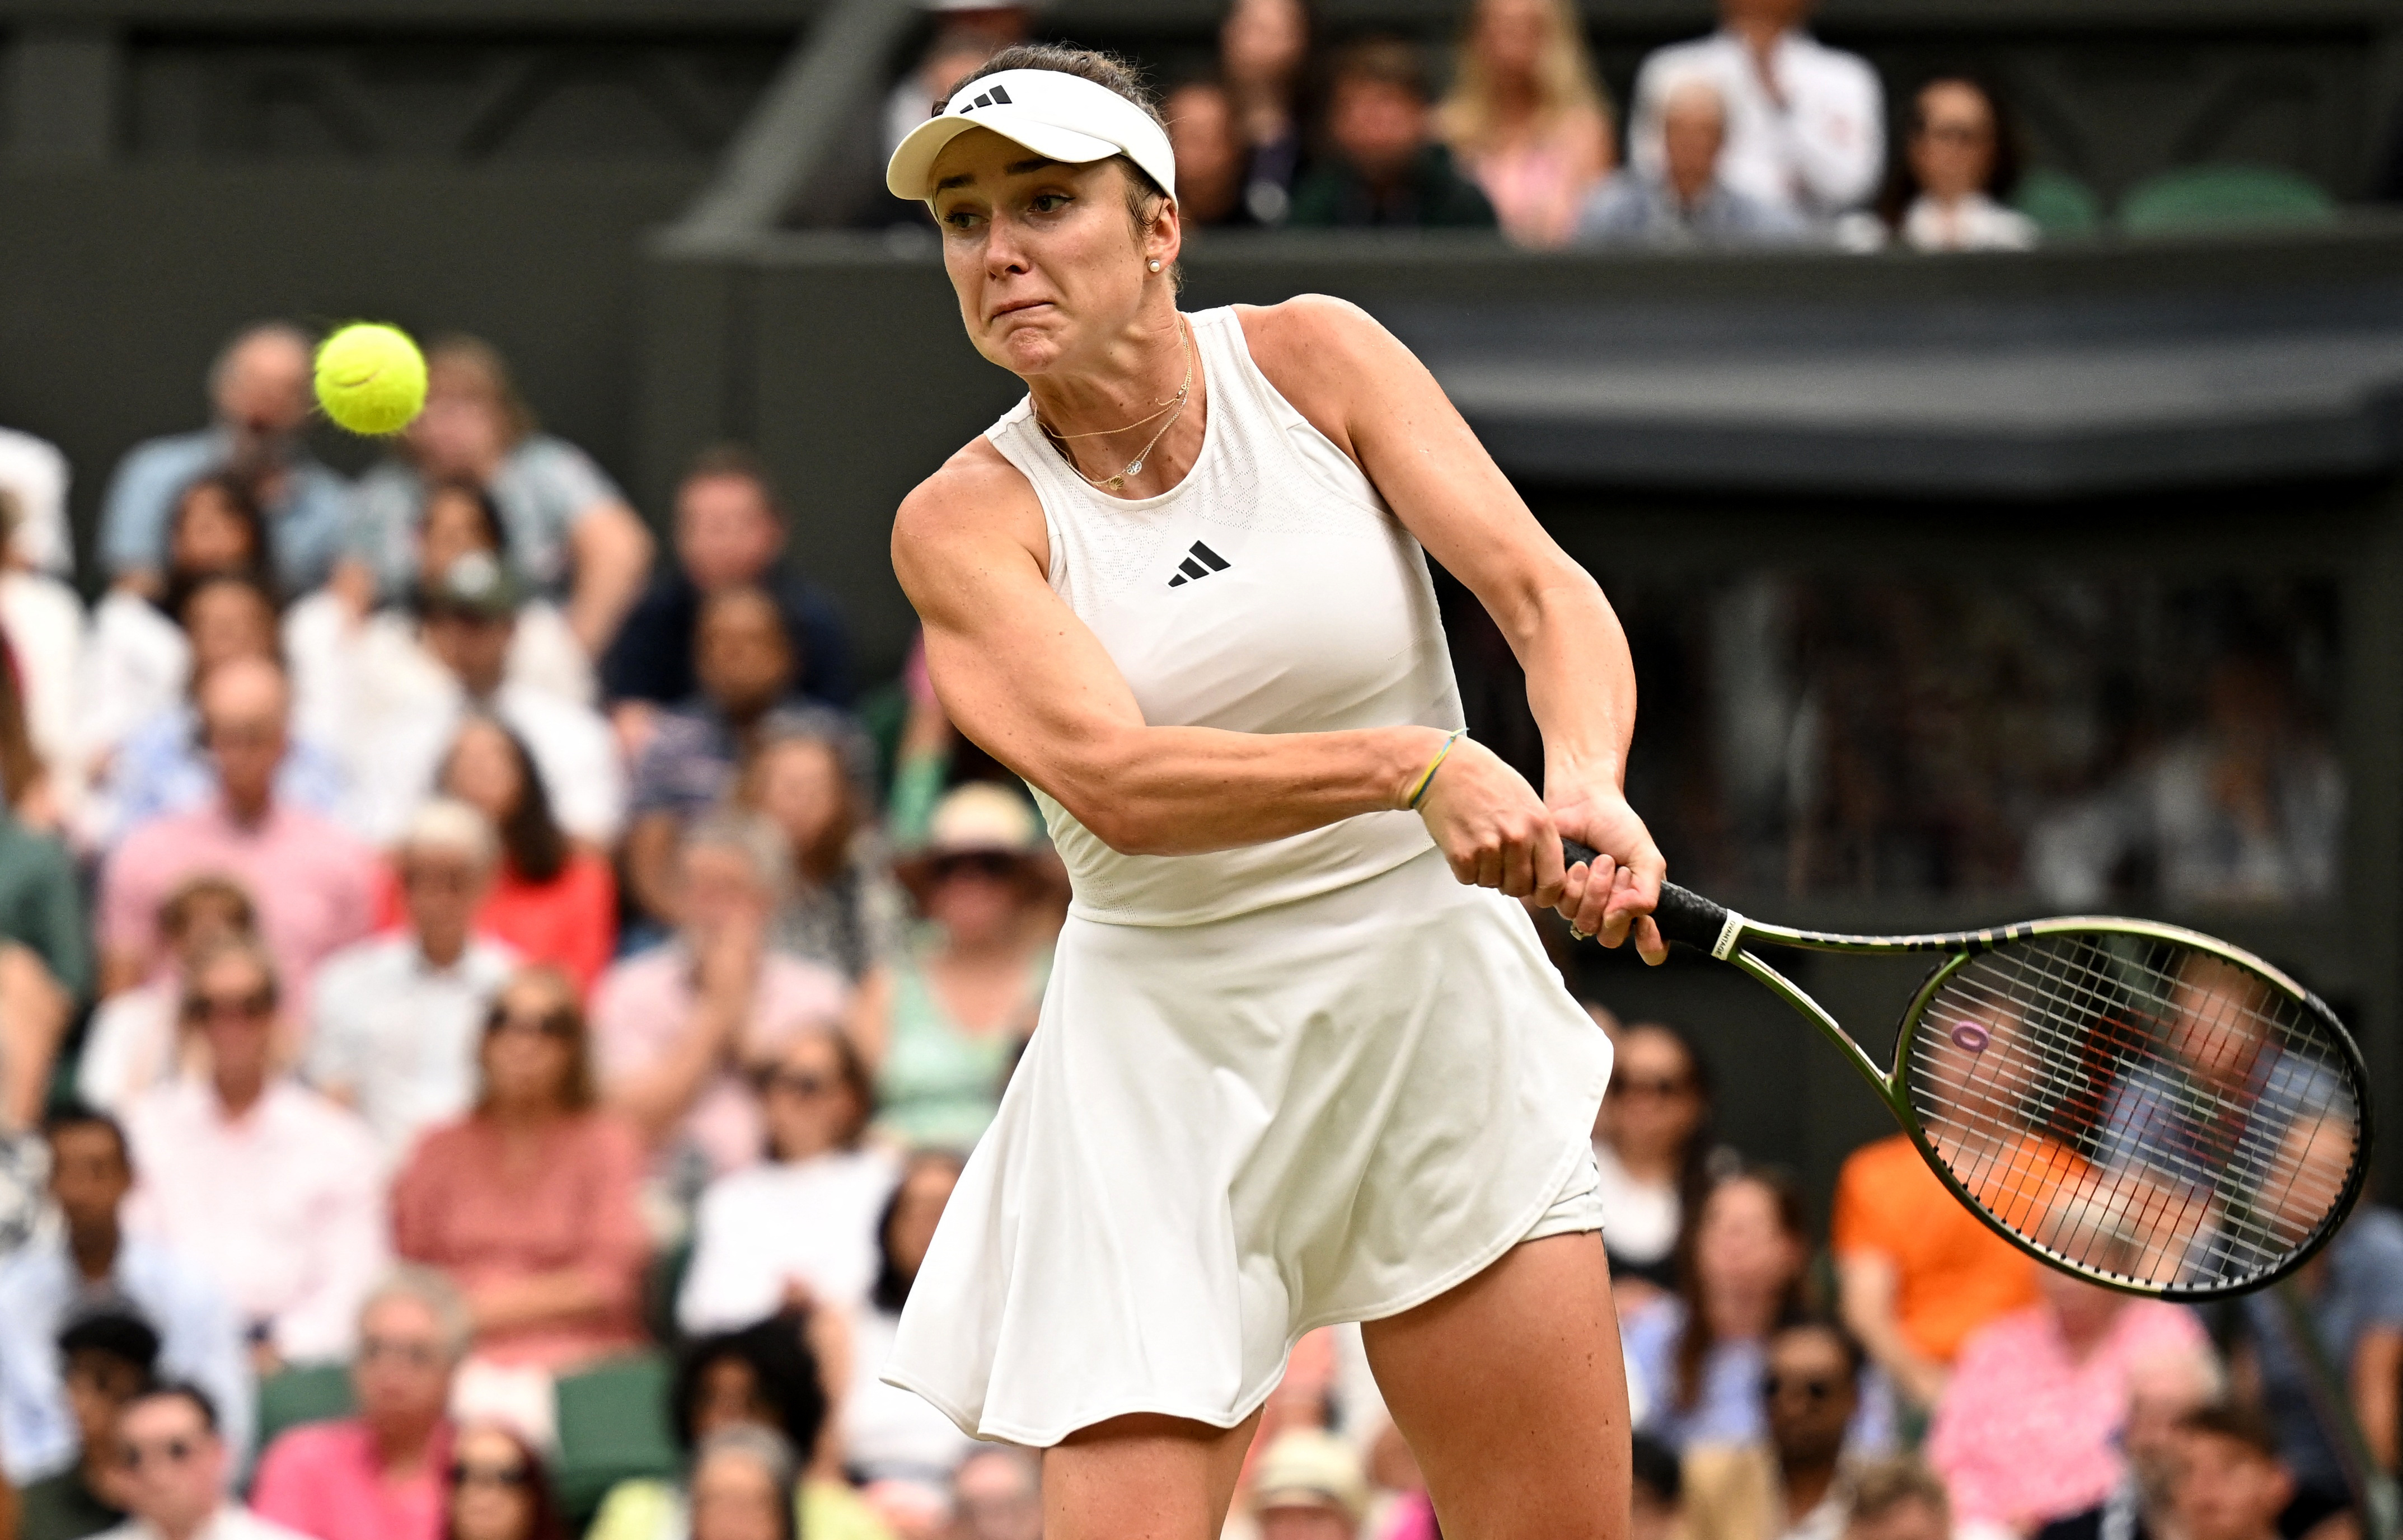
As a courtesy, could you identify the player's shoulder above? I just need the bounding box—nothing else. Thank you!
[893,433,1046,584]
[1234,294,1388,366]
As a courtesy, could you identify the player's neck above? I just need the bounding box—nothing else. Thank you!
[1025,305,1190,440]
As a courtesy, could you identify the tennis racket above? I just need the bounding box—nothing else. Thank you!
[1562,840,2372,1299]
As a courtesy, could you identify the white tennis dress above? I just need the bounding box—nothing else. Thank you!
[883,306,1614,1446]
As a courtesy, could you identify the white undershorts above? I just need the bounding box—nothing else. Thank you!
[1523,1145,1608,1245]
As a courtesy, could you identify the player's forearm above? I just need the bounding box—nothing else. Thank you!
[1045,722,1448,857]
[1505,572,1637,795]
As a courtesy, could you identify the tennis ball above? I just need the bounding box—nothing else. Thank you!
[313,323,428,436]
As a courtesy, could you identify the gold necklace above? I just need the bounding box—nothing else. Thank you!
[1038,318,1194,492]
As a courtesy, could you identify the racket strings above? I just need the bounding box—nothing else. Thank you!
[1903,931,2359,1292]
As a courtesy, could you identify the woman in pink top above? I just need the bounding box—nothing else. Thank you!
[1928,1264,2213,1530]
[1437,0,1616,248]
[391,965,648,1371]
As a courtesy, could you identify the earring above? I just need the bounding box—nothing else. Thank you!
[1147,259,1163,272]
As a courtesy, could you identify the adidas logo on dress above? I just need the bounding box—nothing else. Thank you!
[1168,541,1231,587]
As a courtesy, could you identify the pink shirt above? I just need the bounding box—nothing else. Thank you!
[124,1077,387,1361]
[99,800,376,1011]
[591,945,849,1176]
[1928,1299,2211,1528]
[251,1420,450,1540]
[390,1111,647,1370]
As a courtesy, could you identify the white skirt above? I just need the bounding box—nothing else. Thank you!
[882,846,1614,1447]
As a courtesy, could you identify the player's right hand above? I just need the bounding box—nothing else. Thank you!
[1412,736,1566,904]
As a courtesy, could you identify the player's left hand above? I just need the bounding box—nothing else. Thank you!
[1551,791,1667,965]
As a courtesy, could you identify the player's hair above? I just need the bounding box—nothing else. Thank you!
[2176,1402,2284,1462]
[1671,1165,1811,1411]
[951,44,1184,288]
[1847,1458,1952,1527]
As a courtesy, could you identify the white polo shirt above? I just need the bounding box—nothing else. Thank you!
[1629,27,1885,218]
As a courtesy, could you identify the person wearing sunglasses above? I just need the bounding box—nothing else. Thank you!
[1681,1318,1863,1540]
[1591,1018,1718,1307]
[391,968,647,1382]
[94,1382,306,1540]
[122,937,385,1379]
[677,1026,897,1335]
[439,1424,564,1540]
[854,785,1058,1152]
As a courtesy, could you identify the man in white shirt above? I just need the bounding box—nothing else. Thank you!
[307,801,518,1161]
[1628,0,1884,220]
[95,1382,310,1540]
[352,553,624,847]
[123,939,386,1373]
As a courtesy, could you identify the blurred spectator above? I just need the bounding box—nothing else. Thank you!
[0,1108,251,1483]
[93,575,349,852]
[678,1026,899,1332]
[1576,78,1807,247]
[1856,77,2035,252]
[93,1382,307,1540]
[1839,1459,1954,1540]
[0,425,73,579]
[596,814,849,1191]
[844,1153,975,1488]
[857,787,1055,1151]
[438,1425,564,1540]
[1928,1258,2212,1532]
[1627,0,1883,220]
[1831,1126,2035,1414]
[1219,0,1316,226]
[99,325,350,600]
[2168,1406,2292,1540]
[431,718,616,993]
[1287,37,1497,229]
[952,1447,1041,1540]
[2037,1351,2221,1540]
[1624,1168,1811,1450]
[742,710,902,982]
[2031,649,2341,909]
[308,802,518,1162]
[389,968,647,1377]
[587,1315,892,1540]
[17,1310,157,1540]
[1592,1020,1715,1302]
[0,490,87,820]
[1683,1317,1862,1540]
[289,477,591,748]
[2232,1205,2403,1528]
[346,336,653,658]
[0,783,85,1131]
[350,553,622,850]
[77,879,255,1118]
[97,656,376,1008]
[250,1269,469,1540]
[1630,1434,1685,1540]
[688,1428,798,1540]
[123,938,385,1373]
[1248,1429,1365,1540]
[601,443,852,758]
[1437,0,1615,248]
[1164,80,1256,231]
[83,476,291,785]
[624,588,813,924]
[880,2,1030,162]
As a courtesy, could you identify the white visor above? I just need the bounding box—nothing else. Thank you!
[886,67,1177,203]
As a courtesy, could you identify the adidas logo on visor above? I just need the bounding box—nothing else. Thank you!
[955,84,1014,113]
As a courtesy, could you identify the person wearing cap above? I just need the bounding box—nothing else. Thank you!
[346,544,625,851]
[1249,1430,1369,1540]
[306,800,521,1162]
[879,42,1656,1538]
[850,783,1056,1151]
[121,936,387,1374]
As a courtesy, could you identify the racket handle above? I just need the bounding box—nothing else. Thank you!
[1559,839,1731,953]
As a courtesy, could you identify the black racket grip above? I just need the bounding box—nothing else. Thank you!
[1559,839,1730,953]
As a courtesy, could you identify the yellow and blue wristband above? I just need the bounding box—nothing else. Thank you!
[1406,729,1468,811]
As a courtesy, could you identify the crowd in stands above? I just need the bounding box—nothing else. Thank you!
[880,0,2048,253]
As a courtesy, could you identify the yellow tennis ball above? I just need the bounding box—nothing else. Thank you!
[313,323,428,436]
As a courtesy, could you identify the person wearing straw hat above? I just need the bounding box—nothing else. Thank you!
[882,41,1663,1539]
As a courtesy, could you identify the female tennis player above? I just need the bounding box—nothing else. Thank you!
[883,44,1666,1539]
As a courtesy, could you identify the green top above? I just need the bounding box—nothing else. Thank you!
[1287,143,1498,230]
[872,931,1048,1153]
[18,1467,123,1540]
[0,814,89,1001]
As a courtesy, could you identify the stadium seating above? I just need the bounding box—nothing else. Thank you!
[2119,164,2339,235]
